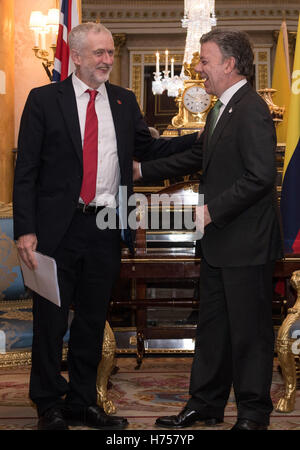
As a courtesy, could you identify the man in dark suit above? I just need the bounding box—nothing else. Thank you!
[134,29,283,430]
[13,22,199,430]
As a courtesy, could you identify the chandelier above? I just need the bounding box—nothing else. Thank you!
[152,0,216,97]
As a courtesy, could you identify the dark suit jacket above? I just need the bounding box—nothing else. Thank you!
[13,75,198,256]
[141,82,283,267]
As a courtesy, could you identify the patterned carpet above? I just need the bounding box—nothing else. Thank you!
[0,356,299,431]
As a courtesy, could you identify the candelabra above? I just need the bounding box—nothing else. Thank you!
[29,9,59,81]
[152,0,216,97]
[152,50,186,97]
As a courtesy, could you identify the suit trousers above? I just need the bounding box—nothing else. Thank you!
[29,209,121,415]
[186,257,275,425]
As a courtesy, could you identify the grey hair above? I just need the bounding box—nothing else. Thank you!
[68,22,113,52]
[200,29,254,78]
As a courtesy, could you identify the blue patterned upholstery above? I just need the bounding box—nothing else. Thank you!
[0,216,28,301]
[289,320,300,338]
[0,203,69,365]
[0,300,33,350]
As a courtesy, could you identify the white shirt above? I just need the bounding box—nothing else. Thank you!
[215,78,247,126]
[72,73,120,207]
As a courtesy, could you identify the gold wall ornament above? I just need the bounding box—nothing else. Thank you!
[258,88,285,126]
[133,54,143,64]
[258,51,268,62]
[276,270,300,413]
[257,64,268,89]
[253,48,271,90]
[110,33,127,86]
[131,65,142,110]
[112,33,126,57]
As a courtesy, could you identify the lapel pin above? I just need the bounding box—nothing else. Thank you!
[228,107,233,113]
[117,99,122,104]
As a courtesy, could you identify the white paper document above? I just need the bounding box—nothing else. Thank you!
[19,251,61,307]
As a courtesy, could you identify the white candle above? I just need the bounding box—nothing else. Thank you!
[165,50,168,72]
[51,30,57,45]
[156,52,160,73]
[41,33,46,51]
[171,58,174,78]
[33,30,39,47]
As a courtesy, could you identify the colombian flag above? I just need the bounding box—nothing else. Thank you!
[280,14,300,253]
[272,20,291,144]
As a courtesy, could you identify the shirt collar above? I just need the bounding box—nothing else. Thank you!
[72,72,107,99]
[219,78,247,107]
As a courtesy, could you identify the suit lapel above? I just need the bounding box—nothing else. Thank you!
[105,82,125,167]
[203,82,252,171]
[57,75,83,165]
[203,109,213,169]
[203,104,233,170]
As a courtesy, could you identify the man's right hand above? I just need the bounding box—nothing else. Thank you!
[16,233,38,270]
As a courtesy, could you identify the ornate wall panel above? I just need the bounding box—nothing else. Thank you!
[82,1,300,33]
[129,46,271,111]
[254,47,271,89]
[81,0,298,124]
[129,50,184,110]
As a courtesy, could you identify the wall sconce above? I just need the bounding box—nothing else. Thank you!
[29,9,59,81]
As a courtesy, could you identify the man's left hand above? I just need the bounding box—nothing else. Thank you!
[195,204,212,234]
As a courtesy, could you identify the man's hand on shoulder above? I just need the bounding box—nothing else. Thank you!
[16,233,38,270]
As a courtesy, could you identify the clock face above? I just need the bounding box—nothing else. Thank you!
[183,85,211,114]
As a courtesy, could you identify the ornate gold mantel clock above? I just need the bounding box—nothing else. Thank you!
[164,52,215,136]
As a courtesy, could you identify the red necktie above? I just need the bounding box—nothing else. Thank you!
[80,89,98,205]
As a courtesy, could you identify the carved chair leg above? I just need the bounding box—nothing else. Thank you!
[96,321,117,414]
[275,338,297,412]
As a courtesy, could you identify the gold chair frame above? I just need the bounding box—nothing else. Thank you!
[276,270,300,413]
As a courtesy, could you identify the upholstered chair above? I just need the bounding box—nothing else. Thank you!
[0,202,116,413]
[0,202,38,366]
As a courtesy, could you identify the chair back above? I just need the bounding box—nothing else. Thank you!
[0,203,28,300]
